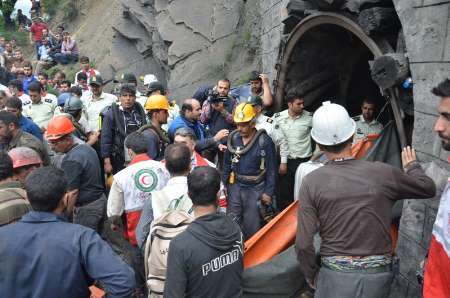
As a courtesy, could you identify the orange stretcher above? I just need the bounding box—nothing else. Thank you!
[244,133,401,269]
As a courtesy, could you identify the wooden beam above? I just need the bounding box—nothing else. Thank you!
[370,53,409,90]
[358,7,400,35]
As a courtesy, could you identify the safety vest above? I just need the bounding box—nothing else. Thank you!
[113,157,169,244]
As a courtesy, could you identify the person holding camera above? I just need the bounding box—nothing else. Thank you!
[200,79,237,165]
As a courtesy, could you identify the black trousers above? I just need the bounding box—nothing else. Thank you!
[278,157,310,211]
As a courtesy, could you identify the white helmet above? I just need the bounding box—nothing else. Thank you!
[143,74,158,86]
[311,101,355,146]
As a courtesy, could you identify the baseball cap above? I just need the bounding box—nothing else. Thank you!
[89,75,104,86]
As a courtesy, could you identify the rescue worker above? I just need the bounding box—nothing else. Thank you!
[63,95,98,145]
[139,94,170,160]
[0,151,31,226]
[147,80,180,131]
[230,70,273,107]
[5,96,43,141]
[295,101,436,298]
[353,98,383,143]
[423,78,450,297]
[272,92,313,210]
[0,111,50,165]
[8,146,43,184]
[223,103,277,240]
[46,115,105,231]
[101,84,147,174]
[83,75,117,133]
[136,143,191,249]
[107,131,169,246]
[0,166,136,298]
[107,131,169,293]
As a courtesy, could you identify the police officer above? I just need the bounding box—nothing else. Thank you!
[353,98,383,143]
[272,92,313,211]
[223,103,277,240]
[22,81,57,131]
[139,94,170,160]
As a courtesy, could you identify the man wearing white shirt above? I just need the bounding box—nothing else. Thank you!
[83,75,117,132]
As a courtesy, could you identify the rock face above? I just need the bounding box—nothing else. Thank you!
[74,0,262,100]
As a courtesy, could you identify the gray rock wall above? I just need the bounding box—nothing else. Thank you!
[111,0,263,100]
[391,1,450,296]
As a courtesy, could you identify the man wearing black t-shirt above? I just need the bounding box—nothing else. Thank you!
[46,115,105,231]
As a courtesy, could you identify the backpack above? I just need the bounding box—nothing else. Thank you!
[144,194,194,297]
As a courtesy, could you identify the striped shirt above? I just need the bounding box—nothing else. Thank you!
[0,181,31,226]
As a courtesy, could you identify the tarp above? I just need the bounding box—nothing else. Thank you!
[243,246,305,297]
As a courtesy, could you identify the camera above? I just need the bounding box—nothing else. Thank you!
[207,89,228,104]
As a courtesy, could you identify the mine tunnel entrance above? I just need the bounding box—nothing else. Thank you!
[275,12,412,145]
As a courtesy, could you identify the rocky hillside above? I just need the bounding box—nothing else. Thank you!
[60,0,262,99]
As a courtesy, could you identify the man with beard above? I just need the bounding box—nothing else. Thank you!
[169,98,228,153]
[353,98,383,143]
[22,81,57,131]
[46,115,105,231]
[101,84,146,174]
[423,79,450,297]
[230,71,273,107]
[200,79,235,164]
[224,103,277,240]
[0,111,50,165]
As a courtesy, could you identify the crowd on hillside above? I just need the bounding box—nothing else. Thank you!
[0,3,449,298]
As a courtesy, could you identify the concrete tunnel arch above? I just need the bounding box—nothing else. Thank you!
[274,12,408,144]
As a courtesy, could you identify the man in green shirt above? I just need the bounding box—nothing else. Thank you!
[272,92,313,210]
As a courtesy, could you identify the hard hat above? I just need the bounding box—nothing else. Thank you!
[233,103,256,123]
[143,74,158,86]
[310,101,356,146]
[114,73,137,84]
[246,95,263,106]
[8,147,42,169]
[144,95,169,111]
[45,115,75,141]
[57,92,71,107]
[105,174,114,189]
[64,95,83,113]
[147,81,165,94]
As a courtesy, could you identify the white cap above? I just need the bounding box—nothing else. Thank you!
[143,74,158,86]
[311,101,356,146]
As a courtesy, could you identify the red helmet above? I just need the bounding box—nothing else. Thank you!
[8,147,42,169]
[45,115,75,141]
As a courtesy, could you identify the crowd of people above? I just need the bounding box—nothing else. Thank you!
[0,10,448,298]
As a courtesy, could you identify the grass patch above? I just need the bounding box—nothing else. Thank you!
[42,0,77,21]
[44,63,78,81]
[0,15,30,48]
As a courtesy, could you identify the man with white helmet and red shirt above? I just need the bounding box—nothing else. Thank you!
[295,101,436,298]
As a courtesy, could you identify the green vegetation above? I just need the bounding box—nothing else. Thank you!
[42,0,78,21]
[0,15,30,49]
[0,0,17,29]
[44,63,78,81]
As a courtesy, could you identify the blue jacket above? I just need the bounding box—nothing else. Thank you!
[19,115,43,141]
[0,211,136,298]
[22,75,37,94]
[168,115,205,140]
[168,115,217,152]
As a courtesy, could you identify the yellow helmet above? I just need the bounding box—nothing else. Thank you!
[144,95,170,111]
[233,103,256,123]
